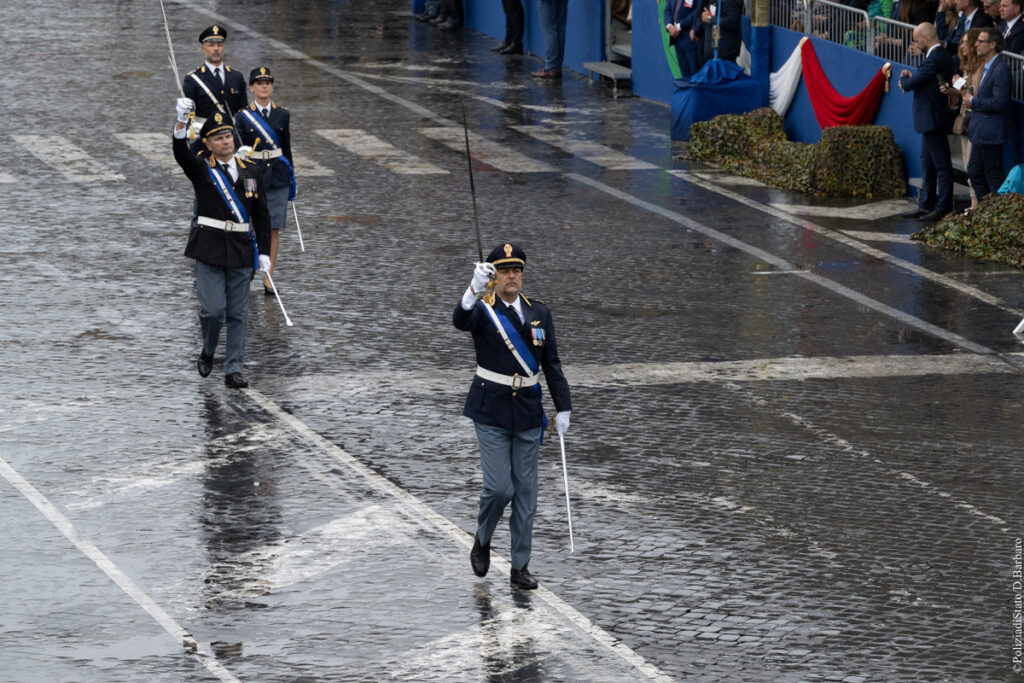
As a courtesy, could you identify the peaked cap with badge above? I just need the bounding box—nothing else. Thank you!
[199,25,227,43]
[199,111,234,140]
[486,243,526,270]
[249,66,275,84]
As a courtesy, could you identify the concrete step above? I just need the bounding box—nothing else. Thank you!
[582,60,631,80]
[610,43,632,59]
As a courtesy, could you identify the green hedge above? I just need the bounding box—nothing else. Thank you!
[689,108,906,198]
[911,193,1024,266]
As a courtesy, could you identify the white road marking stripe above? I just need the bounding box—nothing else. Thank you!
[511,125,658,170]
[840,230,915,243]
[771,200,912,220]
[291,152,335,177]
[671,169,1024,316]
[281,354,1022,401]
[0,172,16,183]
[724,382,1011,531]
[0,455,240,683]
[575,173,998,355]
[420,127,557,173]
[242,387,674,683]
[316,128,448,175]
[119,133,176,170]
[692,171,767,187]
[13,135,125,182]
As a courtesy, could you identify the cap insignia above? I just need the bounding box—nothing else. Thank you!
[504,244,513,258]
[214,113,223,124]
[212,25,220,35]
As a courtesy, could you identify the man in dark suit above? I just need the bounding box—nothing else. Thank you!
[173,99,271,389]
[694,0,743,63]
[454,244,572,590]
[997,0,1024,53]
[947,0,995,54]
[900,22,956,221]
[665,0,704,78]
[965,29,1013,199]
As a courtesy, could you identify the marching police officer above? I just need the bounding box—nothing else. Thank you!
[182,25,248,138]
[235,66,296,296]
[453,243,572,589]
[173,98,271,389]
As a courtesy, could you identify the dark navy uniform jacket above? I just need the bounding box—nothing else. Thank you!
[173,135,270,269]
[236,102,294,190]
[453,294,572,433]
[183,64,248,121]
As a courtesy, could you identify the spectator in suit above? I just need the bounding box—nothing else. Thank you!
[941,28,986,207]
[998,0,1024,53]
[900,22,957,221]
[947,0,994,54]
[492,0,524,54]
[964,28,1013,199]
[534,0,568,79]
[983,0,1002,21]
[665,0,704,78]
[695,0,744,63]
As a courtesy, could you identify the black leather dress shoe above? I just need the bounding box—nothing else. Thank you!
[264,287,275,297]
[499,43,523,54]
[510,565,538,589]
[430,13,448,24]
[438,20,461,30]
[197,351,213,378]
[902,208,929,218]
[919,209,946,221]
[470,535,490,577]
[414,11,435,22]
[491,42,510,52]
[224,373,249,389]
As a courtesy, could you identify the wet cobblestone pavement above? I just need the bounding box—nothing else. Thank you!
[2,0,1024,680]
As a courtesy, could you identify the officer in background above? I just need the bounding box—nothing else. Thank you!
[182,25,248,140]
[453,244,572,590]
[235,67,296,296]
[173,98,271,389]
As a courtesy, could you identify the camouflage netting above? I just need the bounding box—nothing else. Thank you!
[689,108,906,198]
[912,193,1024,267]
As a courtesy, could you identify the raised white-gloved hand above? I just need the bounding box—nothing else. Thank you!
[470,262,496,295]
[236,145,253,159]
[555,411,571,435]
[257,255,272,273]
[176,97,195,123]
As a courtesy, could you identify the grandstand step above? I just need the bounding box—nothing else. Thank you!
[610,43,632,59]
[583,61,632,80]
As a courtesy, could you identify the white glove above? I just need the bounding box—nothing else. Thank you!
[257,255,272,272]
[555,411,571,435]
[176,97,195,123]
[470,262,496,294]
[237,145,253,159]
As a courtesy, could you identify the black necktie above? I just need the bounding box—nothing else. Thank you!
[261,107,269,119]
[219,163,233,184]
[505,303,520,326]
[214,67,223,85]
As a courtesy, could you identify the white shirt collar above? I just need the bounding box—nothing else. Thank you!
[205,61,224,74]
[926,43,941,57]
[965,8,978,23]
[1008,14,1021,29]
[500,296,523,319]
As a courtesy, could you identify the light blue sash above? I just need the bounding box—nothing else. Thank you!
[479,301,548,439]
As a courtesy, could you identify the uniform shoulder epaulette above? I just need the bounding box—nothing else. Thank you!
[236,157,248,168]
[521,294,545,307]
[248,102,257,111]
[225,65,233,72]
[199,65,206,73]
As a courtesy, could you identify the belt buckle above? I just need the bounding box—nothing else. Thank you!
[511,373,524,390]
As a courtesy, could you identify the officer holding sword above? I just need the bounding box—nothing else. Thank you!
[173,97,271,389]
[453,243,572,589]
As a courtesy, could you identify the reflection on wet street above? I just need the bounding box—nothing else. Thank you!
[1,0,1023,680]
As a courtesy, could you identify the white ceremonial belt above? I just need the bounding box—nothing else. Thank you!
[198,217,250,233]
[476,366,539,390]
[249,149,282,160]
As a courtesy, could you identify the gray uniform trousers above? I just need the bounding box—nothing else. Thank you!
[474,422,543,571]
[196,261,251,376]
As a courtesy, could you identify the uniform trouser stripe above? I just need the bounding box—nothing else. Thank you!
[196,261,251,376]
[474,422,542,571]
